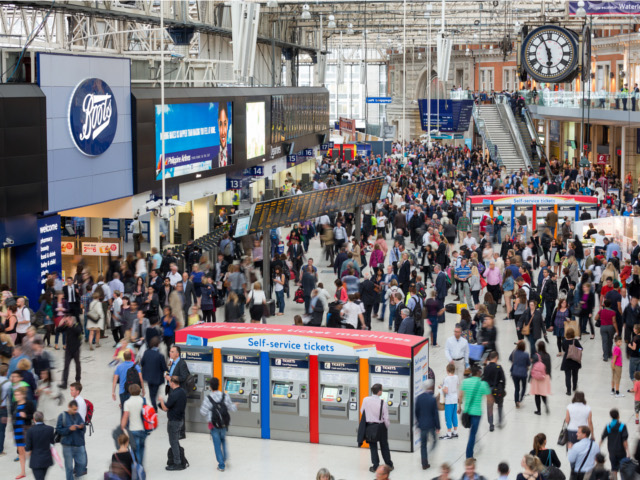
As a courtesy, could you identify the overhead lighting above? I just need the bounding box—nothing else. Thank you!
[301,4,311,19]
[489,45,493,51]
[327,14,336,29]
[266,0,278,7]
[418,52,422,59]
[347,23,354,35]
[466,47,471,56]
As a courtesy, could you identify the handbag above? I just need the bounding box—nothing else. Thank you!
[567,339,583,364]
[461,412,471,428]
[543,449,567,480]
[521,319,532,336]
[480,277,487,289]
[557,420,569,446]
[364,399,384,443]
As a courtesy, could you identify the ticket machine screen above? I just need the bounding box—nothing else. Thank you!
[381,391,390,403]
[321,387,339,402]
[272,382,290,397]
[225,380,242,394]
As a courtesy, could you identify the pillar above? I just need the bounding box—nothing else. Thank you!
[87,218,102,238]
[544,119,550,160]
[193,197,211,240]
[169,214,175,244]
[610,127,616,176]
[354,206,362,243]
[262,229,271,300]
[621,126,627,185]
[148,213,160,251]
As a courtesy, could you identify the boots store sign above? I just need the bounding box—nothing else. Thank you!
[68,78,118,156]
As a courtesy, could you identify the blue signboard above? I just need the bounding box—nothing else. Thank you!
[271,358,309,369]
[300,148,314,157]
[465,138,473,150]
[243,166,264,177]
[155,101,233,180]
[227,177,251,190]
[569,1,640,15]
[37,215,61,295]
[320,142,334,151]
[223,354,260,365]
[68,78,118,156]
[287,154,298,167]
[418,99,474,133]
[366,97,393,104]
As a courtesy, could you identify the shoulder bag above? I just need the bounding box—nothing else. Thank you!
[567,339,582,364]
[364,400,384,443]
[569,440,593,480]
[557,420,569,446]
[543,449,567,480]
[521,317,532,336]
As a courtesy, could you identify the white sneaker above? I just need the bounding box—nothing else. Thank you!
[616,393,625,398]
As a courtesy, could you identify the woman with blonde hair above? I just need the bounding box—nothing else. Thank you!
[224,292,243,323]
[86,291,105,350]
[469,265,482,306]
[316,468,334,480]
[246,281,267,323]
[517,454,544,480]
[601,262,619,285]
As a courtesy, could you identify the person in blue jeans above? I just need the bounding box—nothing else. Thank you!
[112,350,143,411]
[459,365,491,459]
[273,266,286,316]
[56,400,87,480]
[121,383,147,464]
[200,377,237,472]
[414,380,440,470]
[0,364,9,455]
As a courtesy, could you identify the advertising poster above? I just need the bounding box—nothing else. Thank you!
[37,216,61,295]
[412,341,429,447]
[82,242,120,256]
[246,102,266,159]
[61,241,75,255]
[155,101,232,180]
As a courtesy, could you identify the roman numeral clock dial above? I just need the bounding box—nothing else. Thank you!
[522,25,579,83]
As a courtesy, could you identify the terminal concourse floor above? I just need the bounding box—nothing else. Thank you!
[2,235,636,480]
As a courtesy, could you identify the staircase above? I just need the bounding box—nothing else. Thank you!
[515,115,540,172]
[476,104,528,173]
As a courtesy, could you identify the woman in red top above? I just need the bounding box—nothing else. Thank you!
[595,298,618,362]
[519,266,532,285]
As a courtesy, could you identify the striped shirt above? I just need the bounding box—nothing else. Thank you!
[456,265,471,281]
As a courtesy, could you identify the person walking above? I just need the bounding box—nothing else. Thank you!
[568,426,599,480]
[112,350,143,409]
[518,300,546,354]
[56,400,87,480]
[415,380,440,470]
[596,299,618,361]
[530,341,551,415]
[458,365,491,459]
[159,375,187,471]
[120,384,147,465]
[200,377,237,472]
[561,328,583,396]
[509,341,531,408]
[565,391,595,444]
[482,351,506,431]
[13,387,34,479]
[599,408,629,479]
[25,411,55,480]
[530,433,561,469]
[360,383,393,473]
[56,315,83,389]
[140,336,166,412]
[445,324,469,386]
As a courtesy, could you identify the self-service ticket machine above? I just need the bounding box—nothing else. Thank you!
[221,349,261,438]
[317,355,359,447]
[269,352,310,442]
[180,345,214,434]
[369,358,412,452]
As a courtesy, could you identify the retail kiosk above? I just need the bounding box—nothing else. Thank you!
[176,324,428,452]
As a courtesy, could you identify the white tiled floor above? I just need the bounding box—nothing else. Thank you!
[2,234,638,480]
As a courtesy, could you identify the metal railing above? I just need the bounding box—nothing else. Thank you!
[472,104,504,168]
[519,89,640,111]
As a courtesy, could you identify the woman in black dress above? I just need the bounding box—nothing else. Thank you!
[561,327,583,396]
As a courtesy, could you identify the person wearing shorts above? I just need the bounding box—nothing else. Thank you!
[634,371,640,424]
[611,336,624,397]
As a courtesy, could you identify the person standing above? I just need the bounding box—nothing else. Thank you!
[56,315,83,389]
[199,377,237,472]
[360,383,393,473]
[13,387,34,479]
[414,380,440,470]
[444,324,469,385]
[25,411,55,480]
[159,375,187,471]
[56,400,87,480]
[121,384,147,465]
[568,426,599,480]
[458,365,491,459]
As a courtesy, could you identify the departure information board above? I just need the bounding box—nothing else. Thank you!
[248,177,384,234]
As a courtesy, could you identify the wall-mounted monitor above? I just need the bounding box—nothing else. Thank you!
[155,101,233,180]
[246,101,266,159]
[234,216,250,238]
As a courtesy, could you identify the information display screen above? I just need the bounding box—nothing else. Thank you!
[381,391,390,403]
[321,387,339,402]
[155,101,232,180]
[234,216,250,238]
[248,177,385,234]
[246,102,266,159]
[272,382,290,398]
[225,380,242,394]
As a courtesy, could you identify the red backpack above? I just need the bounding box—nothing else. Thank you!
[142,400,158,432]
[85,399,94,435]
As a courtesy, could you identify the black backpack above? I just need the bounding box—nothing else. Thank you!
[209,393,230,429]
[124,364,141,392]
[409,297,425,336]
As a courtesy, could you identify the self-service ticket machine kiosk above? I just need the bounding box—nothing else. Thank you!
[269,352,310,442]
[369,358,412,452]
[181,345,214,434]
[317,355,359,447]
[221,349,261,438]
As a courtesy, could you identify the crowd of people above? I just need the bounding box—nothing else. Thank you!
[1,137,640,478]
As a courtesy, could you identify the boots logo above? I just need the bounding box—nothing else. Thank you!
[68,78,118,156]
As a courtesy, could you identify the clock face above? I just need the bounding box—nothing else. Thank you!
[522,26,578,83]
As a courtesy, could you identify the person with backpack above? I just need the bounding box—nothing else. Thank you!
[199,377,237,472]
[112,350,143,411]
[600,408,629,480]
[159,375,187,471]
[56,399,87,480]
[529,341,552,416]
[120,384,147,464]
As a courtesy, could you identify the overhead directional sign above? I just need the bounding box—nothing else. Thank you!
[248,177,385,234]
[243,166,264,177]
[366,97,392,104]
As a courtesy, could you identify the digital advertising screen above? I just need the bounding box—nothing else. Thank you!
[246,101,266,159]
[155,101,233,180]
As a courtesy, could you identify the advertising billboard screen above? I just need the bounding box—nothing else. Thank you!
[155,101,232,180]
[246,101,266,159]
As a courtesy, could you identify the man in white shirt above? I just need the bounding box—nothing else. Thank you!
[166,263,182,287]
[340,297,364,329]
[69,382,87,421]
[444,325,469,386]
[15,297,30,343]
[360,383,393,472]
[463,232,478,250]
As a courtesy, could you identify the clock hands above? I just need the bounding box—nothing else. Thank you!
[542,38,553,66]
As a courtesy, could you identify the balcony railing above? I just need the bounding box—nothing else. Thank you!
[519,90,640,111]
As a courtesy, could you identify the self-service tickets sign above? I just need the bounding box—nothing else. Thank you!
[81,241,120,256]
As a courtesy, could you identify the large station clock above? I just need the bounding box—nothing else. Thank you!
[522,25,579,83]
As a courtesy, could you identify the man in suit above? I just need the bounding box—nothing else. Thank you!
[434,265,448,305]
[158,277,173,309]
[165,345,191,438]
[359,272,378,330]
[398,253,411,294]
[300,266,317,313]
[631,240,640,266]
[141,336,167,412]
[289,239,304,282]
[63,277,81,319]
[415,380,440,470]
[148,270,162,293]
[26,411,55,480]
[333,247,348,275]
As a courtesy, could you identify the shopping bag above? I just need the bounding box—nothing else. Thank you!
[50,444,63,468]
